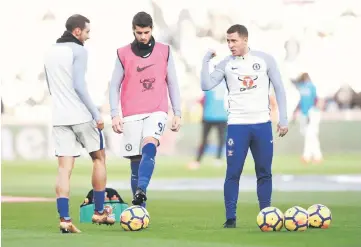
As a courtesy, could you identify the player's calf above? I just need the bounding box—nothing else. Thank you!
[129,156,147,207]
[56,157,74,198]
[56,156,75,231]
[224,125,249,222]
[137,137,157,194]
[130,155,142,195]
[90,149,106,191]
[90,149,107,217]
[250,122,273,210]
[133,138,156,205]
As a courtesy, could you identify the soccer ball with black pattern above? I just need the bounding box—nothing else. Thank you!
[307,204,332,229]
[256,206,284,231]
[120,206,150,231]
[284,206,309,231]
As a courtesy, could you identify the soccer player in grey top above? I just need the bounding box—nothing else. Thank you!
[201,25,288,228]
[44,14,114,233]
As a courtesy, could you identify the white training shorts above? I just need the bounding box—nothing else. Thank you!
[52,120,105,157]
[121,112,168,157]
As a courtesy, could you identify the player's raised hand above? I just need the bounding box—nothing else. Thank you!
[277,123,288,137]
[205,49,216,59]
[170,116,181,132]
[111,116,123,134]
[96,119,105,130]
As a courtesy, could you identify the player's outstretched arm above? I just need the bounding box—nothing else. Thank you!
[201,51,228,91]
[109,57,125,134]
[166,49,182,132]
[267,55,288,136]
[73,48,101,122]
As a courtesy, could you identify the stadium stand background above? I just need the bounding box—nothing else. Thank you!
[1,0,361,159]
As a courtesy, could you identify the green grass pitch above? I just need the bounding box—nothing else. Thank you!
[2,154,361,247]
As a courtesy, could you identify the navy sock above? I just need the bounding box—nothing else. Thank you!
[57,198,70,220]
[130,160,140,195]
[138,143,156,192]
[93,190,105,213]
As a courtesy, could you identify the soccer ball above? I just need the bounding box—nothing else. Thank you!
[284,206,309,231]
[142,207,151,228]
[307,204,332,229]
[256,206,284,231]
[120,206,150,231]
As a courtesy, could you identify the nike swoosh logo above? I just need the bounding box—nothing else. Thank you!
[137,64,155,72]
[231,67,237,70]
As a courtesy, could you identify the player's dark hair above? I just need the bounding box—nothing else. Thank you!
[132,11,153,29]
[65,14,90,32]
[227,24,248,37]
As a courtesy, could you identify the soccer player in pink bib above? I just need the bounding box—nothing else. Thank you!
[109,12,182,206]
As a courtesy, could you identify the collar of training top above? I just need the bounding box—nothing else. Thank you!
[131,36,155,58]
[56,31,84,46]
[235,47,251,60]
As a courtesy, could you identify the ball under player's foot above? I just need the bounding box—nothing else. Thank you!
[91,207,116,225]
[223,218,236,228]
[59,218,81,233]
[132,188,147,206]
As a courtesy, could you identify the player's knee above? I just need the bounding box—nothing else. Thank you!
[256,168,272,180]
[130,155,142,162]
[226,171,241,180]
[142,137,158,147]
[225,164,243,180]
[89,149,105,165]
[130,158,140,175]
[57,156,74,172]
[57,166,72,181]
[141,139,157,158]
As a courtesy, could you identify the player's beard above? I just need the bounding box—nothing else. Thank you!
[131,35,155,57]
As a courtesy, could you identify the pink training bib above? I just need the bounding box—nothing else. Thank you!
[117,42,169,117]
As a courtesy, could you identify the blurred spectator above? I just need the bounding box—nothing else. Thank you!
[188,62,228,170]
[284,38,300,62]
[334,85,357,109]
[1,0,361,120]
[293,72,323,163]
